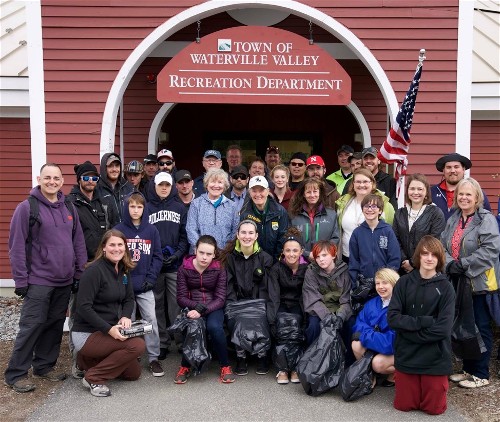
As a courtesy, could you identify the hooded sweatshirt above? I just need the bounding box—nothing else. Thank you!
[96,152,134,222]
[114,194,163,294]
[8,187,87,288]
[146,181,188,271]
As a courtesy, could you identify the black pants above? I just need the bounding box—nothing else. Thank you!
[5,284,71,384]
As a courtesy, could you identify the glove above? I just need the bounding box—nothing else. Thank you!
[14,286,28,299]
[141,281,154,293]
[71,279,80,294]
[446,260,465,277]
[162,255,178,268]
[352,331,361,341]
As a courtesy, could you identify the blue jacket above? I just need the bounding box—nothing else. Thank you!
[146,184,189,271]
[115,194,163,294]
[352,296,395,355]
[349,220,400,287]
[186,193,239,250]
[431,183,491,221]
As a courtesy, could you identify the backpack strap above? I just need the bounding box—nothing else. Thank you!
[64,197,77,238]
[26,196,40,274]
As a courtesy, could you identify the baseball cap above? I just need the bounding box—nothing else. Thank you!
[435,153,472,172]
[362,147,378,158]
[249,175,269,189]
[154,172,173,185]
[290,152,307,163]
[203,149,222,160]
[306,155,325,168]
[125,160,143,174]
[175,169,192,182]
[348,152,363,162]
[157,149,174,160]
[266,146,280,154]
[106,154,121,166]
[144,154,157,164]
[337,145,354,156]
[230,165,249,177]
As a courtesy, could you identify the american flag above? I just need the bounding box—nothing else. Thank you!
[378,57,424,197]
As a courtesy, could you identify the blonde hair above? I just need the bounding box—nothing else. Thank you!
[452,177,484,210]
[203,168,230,191]
[375,268,399,287]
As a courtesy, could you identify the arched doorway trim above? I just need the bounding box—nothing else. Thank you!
[100,0,398,157]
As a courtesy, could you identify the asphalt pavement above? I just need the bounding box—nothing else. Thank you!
[27,356,467,422]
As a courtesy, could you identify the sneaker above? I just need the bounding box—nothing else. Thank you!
[276,371,289,384]
[158,348,169,361]
[255,357,269,375]
[33,369,67,382]
[149,360,165,377]
[219,366,236,383]
[72,362,84,380]
[174,366,191,384]
[290,371,300,384]
[4,378,36,393]
[449,370,470,383]
[458,375,490,389]
[82,377,111,397]
[234,358,248,376]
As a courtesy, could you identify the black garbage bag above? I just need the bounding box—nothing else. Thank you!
[225,299,271,355]
[296,314,345,396]
[451,276,486,360]
[273,312,304,371]
[340,350,375,401]
[168,310,210,374]
[351,275,377,315]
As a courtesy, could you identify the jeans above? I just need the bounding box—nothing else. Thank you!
[154,271,181,349]
[4,285,71,384]
[132,290,160,363]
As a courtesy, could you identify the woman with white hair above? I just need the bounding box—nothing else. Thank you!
[186,168,239,251]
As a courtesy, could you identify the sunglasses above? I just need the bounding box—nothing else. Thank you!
[363,204,379,210]
[266,146,279,153]
[290,161,305,167]
[232,174,248,180]
[81,176,99,182]
[158,161,173,166]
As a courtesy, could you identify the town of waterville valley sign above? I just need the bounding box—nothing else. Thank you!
[157,26,352,105]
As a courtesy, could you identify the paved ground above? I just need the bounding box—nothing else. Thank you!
[27,356,467,422]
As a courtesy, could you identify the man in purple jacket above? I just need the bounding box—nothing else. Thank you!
[4,163,87,393]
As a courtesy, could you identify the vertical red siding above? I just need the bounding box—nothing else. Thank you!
[0,118,32,279]
[471,119,500,214]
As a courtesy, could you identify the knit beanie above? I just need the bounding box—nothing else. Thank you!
[74,161,98,180]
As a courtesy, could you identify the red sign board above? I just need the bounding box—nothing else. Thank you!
[157,26,351,105]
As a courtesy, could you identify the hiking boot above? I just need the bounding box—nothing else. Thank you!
[290,371,300,384]
[458,375,490,389]
[174,366,191,384]
[219,366,236,383]
[149,360,165,377]
[33,369,67,382]
[72,362,84,380]
[158,348,169,360]
[255,357,269,375]
[82,377,111,397]
[234,357,248,376]
[449,370,470,383]
[4,378,36,393]
[276,371,289,384]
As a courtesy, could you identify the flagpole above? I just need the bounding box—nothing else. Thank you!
[396,49,426,209]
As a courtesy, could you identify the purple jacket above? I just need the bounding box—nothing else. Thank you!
[8,187,87,288]
[176,255,226,315]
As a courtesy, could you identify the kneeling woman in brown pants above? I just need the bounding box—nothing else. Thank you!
[72,229,145,397]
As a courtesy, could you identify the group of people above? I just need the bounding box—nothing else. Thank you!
[4,145,500,416]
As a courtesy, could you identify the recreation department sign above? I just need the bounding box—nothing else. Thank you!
[157,26,351,105]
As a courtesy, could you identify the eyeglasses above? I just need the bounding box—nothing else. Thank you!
[81,176,99,182]
[290,161,305,167]
[354,180,372,185]
[203,158,219,164]
[363,204,379,210]
[232,174,248,180]
[158,161,173,166]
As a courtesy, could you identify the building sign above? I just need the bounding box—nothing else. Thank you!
[157,26,351,105]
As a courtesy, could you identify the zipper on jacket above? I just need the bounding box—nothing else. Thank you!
[200,273,206,303]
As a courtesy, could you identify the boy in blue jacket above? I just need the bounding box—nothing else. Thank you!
[349,194,400,291]
[115,193,163,376]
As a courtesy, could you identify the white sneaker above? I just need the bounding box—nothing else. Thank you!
[449,371,470,382]
[458,375,489,389]
[276,371,289,384]
[82,377,111,397]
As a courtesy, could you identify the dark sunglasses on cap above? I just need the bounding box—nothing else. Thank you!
[266,146,279,153]
[81,176,99,182]
[158,161,173,166]
[290,161,305,167]
[232,174,248,180]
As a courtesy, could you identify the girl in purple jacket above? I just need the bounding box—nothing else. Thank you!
[175,235,235,384]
